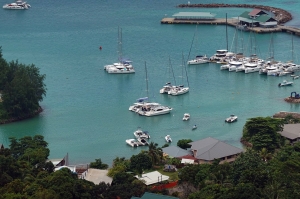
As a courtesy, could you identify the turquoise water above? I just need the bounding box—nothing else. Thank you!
[1,0,300,165]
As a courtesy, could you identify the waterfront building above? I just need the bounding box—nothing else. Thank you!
[237,9,278,28]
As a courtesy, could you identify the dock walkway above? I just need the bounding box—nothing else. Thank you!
[161,18,300,36]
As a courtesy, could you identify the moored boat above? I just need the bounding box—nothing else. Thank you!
[165,135,172,143]
[133,127,150,139]
[225,115,238,123]
[278,80,293,87]
[3,0,30,9]
[183,113,190,121]
[126,139,139,147]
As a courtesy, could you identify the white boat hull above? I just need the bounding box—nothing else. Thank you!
[168,87,189,96]
[143,107,172,117]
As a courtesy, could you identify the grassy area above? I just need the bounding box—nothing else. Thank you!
[157,168,180,181]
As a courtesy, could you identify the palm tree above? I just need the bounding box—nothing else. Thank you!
[145,142,163,166]
[260,148,272,162]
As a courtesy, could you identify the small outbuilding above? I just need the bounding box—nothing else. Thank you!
[135,171,169,185]
[278,123,300,143]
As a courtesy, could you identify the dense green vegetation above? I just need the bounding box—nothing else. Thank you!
[0,47,46,122]
[1,107,299,198]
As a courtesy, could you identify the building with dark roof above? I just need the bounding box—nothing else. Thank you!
[188,137,243,164]
[162,145,192,158]
[237,9,277,28]
[162,137,243,164]
[278,124,300,143]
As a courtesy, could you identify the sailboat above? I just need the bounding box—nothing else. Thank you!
[104,27,135,74]
[129,62,172,117]
[168,54,190,96]
[160,57,176,94]
[187,25,209,65]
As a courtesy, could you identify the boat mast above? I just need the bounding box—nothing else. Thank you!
[169,56,177,86]
[182,53,190,87]
[145,62,149,98]
[226,13,228,51]
[119,28,123,60]
[291,32,294,62]
[187,25,197,64]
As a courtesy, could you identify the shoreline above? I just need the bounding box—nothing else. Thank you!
[177,3,292,24]
[0,106,43,124]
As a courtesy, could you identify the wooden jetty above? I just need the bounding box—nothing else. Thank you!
[161,18,300,36]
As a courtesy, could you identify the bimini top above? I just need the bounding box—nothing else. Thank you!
[172,12,216,20]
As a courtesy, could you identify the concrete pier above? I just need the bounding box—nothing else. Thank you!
[160,18,300,35]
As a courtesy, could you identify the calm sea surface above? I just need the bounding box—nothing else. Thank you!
[1,0,300,165]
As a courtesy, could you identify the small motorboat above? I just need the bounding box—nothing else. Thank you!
[126,139,139,147]
[192,125,197,130]
[133,127,150,139]
[293,76,299,80]
[225,115,238,123]
[137,138,149,146]
[165,135,172,143]
[278,80,293,87]
[3,0,30,9]
[183,113,190,121]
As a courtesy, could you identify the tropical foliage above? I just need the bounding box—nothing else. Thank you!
[0,47,46,121]
[177,139,193,149]
[242,117,284,152]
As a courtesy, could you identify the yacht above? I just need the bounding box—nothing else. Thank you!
[3,0,30,9]
[133,127,150,139]
[165,135,172,143]
[210,49,228,62]
[126,139,139,147]
[244,62,261,73]
[139,105,173,117]
[129,97,160,112]
[220,64,230,70]
[104,60,135,74]
[104,27,135,74]
[160,82,175,94]
[168,85,189,96]
[188,55,209,65]
[228,61,243,72]
[259,64,282,76]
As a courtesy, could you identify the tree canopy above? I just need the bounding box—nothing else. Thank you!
[0,47,46,121]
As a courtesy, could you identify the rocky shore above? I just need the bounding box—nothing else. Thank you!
[273,111,300,119]
[0,106,43,124]
[284,97,300,103]
[177,3,292,24]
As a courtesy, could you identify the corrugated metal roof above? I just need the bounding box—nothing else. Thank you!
[135,171,169,186]
[188,137,243,161]
[249,9,262,16]
[172,12,216,18]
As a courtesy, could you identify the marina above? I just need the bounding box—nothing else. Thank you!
[1,0,300,166]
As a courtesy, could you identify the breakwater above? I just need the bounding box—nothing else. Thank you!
[177,3,292,24]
